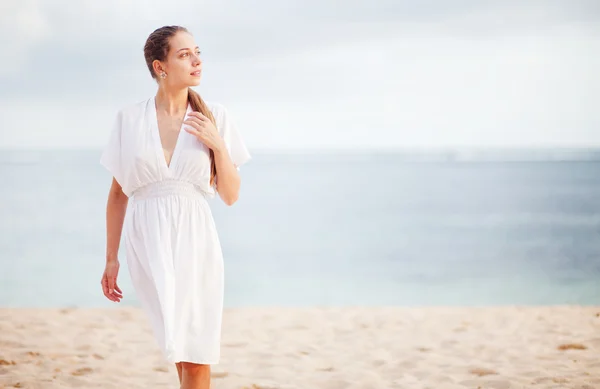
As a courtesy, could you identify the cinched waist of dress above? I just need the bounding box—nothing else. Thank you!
[132,180,208,201]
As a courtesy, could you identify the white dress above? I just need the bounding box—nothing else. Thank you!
[100,96,251,364]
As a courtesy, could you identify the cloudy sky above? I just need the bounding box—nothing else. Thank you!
[0,0,598,150]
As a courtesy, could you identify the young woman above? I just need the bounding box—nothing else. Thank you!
[99,25,251,389]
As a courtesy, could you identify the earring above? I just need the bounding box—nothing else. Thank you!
[160,71,167,79]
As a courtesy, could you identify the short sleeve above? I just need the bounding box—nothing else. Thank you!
[216,104,251,170]
[99,111,126,187]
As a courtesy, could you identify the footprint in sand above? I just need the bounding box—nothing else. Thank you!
[469,367,498,377]
[316,366,334,372]
[71,367,93,376]
[557,343,587,350]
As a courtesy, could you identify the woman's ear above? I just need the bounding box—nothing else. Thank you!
[152,60,164,77]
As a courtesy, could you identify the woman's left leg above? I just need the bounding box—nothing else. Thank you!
[176,362,183,385]
[181,362,211,389]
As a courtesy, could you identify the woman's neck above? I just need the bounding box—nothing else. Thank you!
[155,87,188,116]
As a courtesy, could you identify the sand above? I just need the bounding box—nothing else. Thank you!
[1,306,599,388]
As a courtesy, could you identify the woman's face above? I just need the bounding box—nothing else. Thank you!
[158,31,202,87]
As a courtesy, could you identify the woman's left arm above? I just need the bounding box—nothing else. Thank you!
[213,147,241,205]
[184,111,241,206]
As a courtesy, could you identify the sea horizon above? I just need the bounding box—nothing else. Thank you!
[2,149,599,308]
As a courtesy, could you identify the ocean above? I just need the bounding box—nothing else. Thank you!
[1,150,599,307]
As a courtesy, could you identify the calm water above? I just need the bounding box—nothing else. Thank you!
[1,150,599,307]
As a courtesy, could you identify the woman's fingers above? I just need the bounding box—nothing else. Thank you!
[183,116,220,150]
[111,283,123,300]
[101,262,123,302]
[108,277,115,294]
[184,126,200,136]
[184,126,208,141]
[101,276,118,302]
[183,116,206,130]
[101,275,108,295]
[187,111,208,121]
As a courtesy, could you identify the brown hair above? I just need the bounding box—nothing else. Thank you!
[143,25,217,186]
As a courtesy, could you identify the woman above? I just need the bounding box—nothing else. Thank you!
[99,25,251,389]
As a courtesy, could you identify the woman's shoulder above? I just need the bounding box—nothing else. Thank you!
[205,101,227,117]
[115,97,153,121]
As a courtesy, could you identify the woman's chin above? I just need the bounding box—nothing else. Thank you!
[188,76,202,87]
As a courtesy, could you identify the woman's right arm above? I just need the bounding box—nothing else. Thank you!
[105,178,128,262]
[101,178,128,302]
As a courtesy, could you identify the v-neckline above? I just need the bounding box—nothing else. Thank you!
[152,96,190,171]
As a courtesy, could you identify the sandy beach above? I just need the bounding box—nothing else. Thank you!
[1,306,599,388]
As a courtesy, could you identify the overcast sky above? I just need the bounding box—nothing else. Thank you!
[0,0,598,150]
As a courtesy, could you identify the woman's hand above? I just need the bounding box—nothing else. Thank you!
[101,259,123,302]
[183,112,226,153]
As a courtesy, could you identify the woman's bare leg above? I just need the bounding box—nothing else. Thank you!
[176,363,183,385]
[181,362,211,389]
